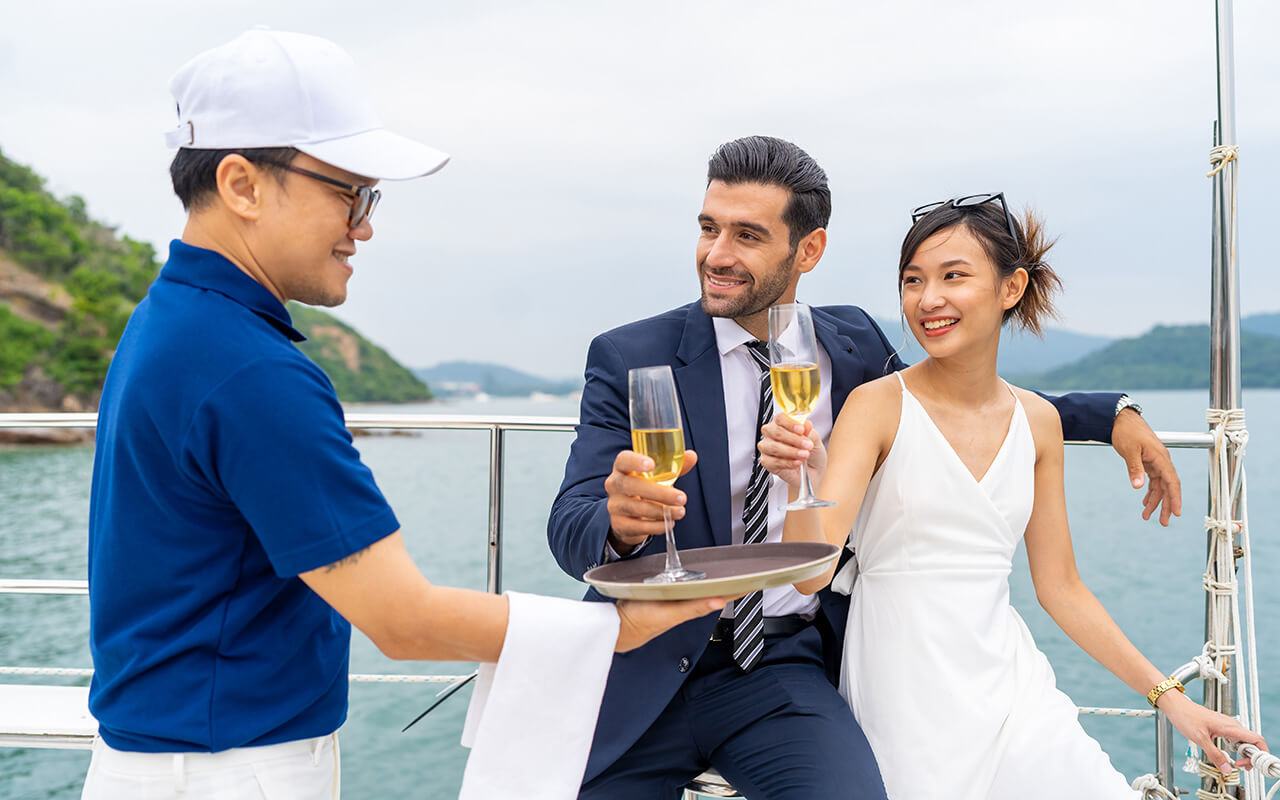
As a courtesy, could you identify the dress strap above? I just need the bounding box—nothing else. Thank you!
[894,371,906,391]
[1000,378,1021,407]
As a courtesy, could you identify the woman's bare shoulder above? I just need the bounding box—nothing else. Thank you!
[1008,384,1064,448]
[835,373,904,444]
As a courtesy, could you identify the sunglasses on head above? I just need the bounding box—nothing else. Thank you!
[910,192,1022,260]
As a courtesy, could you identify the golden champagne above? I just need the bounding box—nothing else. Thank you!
[631,428,685,486]
[770,362,820,420]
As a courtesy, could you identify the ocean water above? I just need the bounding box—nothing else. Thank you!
[0,389,1276,798]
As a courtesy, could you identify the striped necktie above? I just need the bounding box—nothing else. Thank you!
[733,340,773,671]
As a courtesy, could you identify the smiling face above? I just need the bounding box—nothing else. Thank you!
[696,180,802,331]
[254,153,377,307]
[900,224,1027,358]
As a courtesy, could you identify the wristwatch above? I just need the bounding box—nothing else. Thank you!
[1114,395,1143,418]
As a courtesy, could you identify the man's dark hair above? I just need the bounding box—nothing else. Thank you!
[169,146,300,211]
[706,136,831,250]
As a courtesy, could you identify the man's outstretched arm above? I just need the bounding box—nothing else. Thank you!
[300,531,728,660]
[1043,391,1181,526]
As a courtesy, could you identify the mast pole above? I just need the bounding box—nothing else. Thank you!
[1204,0,1244,795]
[1209,1,1240,411]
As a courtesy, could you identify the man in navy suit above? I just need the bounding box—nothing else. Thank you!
[548,136,1182,798]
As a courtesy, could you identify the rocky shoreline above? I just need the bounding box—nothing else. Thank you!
[0,366,97,445]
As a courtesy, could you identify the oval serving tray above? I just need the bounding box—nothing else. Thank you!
[584,541,840,600]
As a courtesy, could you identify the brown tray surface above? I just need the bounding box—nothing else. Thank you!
[584,542,840,600]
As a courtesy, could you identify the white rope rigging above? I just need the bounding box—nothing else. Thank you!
[1133,773,1180,799]
[1195,405,1270,800]
[1193,641,1231,685]
[1207,144,1239,178]
[1078,706,1156,718]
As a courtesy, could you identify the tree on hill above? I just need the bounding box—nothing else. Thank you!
[0,148,430,410]
[0,148,160,401]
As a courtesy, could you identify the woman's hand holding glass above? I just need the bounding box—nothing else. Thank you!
[757,412,828,499]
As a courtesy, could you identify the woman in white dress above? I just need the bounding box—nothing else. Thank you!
[757,194,1268,799]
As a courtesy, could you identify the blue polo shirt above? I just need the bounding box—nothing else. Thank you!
[87,240,400,752]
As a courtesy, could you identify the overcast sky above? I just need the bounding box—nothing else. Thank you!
[2,1,1277,377]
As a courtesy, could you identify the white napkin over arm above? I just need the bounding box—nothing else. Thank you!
[830,543,859,596]
[459,591,619,800]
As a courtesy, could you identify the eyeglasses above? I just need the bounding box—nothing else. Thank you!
[910,192,1022,259]
[260,161,381,229]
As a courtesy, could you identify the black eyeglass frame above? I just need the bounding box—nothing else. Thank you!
[258,161,381,229]
[910,192,1022,260]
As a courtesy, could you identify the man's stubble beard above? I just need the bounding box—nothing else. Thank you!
[699,249,796,321]
[287,270,348,308]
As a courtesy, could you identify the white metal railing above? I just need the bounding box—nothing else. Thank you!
[0,412,577,716]
[0,411,1224,766]
[0,410,1212,604]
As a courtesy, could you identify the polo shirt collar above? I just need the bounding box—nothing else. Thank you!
[160,240,306,342]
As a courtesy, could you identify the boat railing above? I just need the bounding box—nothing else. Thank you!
[0,411,1223,774]
[0,411,1215,605]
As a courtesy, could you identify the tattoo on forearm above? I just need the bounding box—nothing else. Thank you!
[324,545,372,573]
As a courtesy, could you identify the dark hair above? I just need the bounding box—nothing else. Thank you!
[169,146,300,211]
[897,201,1061,337]
[706,136,831,250]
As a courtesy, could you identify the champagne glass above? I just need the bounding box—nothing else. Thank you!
[768,303,836,510]
[629,366,705,583]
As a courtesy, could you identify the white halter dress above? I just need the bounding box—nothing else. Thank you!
[837,374,1139,799]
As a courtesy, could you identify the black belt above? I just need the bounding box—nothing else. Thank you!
[710,614,813,642]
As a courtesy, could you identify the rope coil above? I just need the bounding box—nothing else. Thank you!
[1133,773,1179,799]
[1207,144,1239,178]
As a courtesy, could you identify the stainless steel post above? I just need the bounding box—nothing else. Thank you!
[1209,0,1241,413]
[1204,0,1242,794]
[486,426,505,595]
[1156,662,1204,793]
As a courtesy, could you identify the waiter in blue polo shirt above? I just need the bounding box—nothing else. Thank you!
[82,29,728,800]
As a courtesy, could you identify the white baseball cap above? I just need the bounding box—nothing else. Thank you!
[163,28,449,181]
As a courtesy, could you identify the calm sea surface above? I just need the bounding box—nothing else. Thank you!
[1,389,1276,798]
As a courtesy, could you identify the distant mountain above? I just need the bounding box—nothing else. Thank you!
[1242,312,1280,338]
[1011,322,1280,390]
[415,361,580,397]
[874,318,1112,373]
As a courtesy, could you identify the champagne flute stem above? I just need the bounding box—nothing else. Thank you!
[661,503,682,574]
[798,463,818,502]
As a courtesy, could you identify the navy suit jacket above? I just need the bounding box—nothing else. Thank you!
[547,301,1120,783]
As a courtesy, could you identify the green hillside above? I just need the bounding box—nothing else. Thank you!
[1013,324,1280,390]
[291,304,430,403]
[0,147,428,411]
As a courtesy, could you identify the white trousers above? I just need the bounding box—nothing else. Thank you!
[80,733,340,800]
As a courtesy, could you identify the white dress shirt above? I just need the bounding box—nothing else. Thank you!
[713,315,832,620]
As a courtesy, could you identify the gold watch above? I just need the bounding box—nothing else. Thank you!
[1147,677,1186,708]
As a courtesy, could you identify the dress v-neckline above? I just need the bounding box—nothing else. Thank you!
[897,377,1021,487]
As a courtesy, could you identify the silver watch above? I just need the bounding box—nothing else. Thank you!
[1114,395,1143,418]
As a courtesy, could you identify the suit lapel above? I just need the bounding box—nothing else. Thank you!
[674,304,732,548]
[812,306,863,417]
